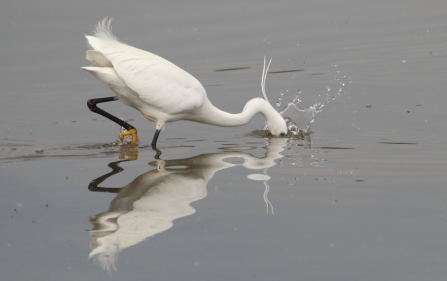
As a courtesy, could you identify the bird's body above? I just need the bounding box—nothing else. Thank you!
[82,19,287,147]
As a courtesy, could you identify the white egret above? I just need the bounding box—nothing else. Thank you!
[82,19,287,147]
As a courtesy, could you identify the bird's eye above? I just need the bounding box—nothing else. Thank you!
[280,132,286,137]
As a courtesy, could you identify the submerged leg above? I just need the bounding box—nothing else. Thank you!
[87,97,138,143]
[151,129,161,148]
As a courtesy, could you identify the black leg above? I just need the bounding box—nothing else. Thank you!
[87,97,136,131]
[88,97,139,143]
[151,129,161,148]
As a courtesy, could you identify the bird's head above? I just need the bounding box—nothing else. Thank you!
[266,110,288,137]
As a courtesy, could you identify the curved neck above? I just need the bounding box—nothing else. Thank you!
[193,98,276,127]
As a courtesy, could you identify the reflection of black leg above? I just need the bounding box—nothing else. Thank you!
[88,160,127,193]
[151,129,161,148]
[154,147,162,159]
[87,97,136,131]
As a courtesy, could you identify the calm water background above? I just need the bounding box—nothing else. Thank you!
[1,1,446,280]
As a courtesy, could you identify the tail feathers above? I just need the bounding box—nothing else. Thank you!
[86,50,113,67]
[85,18,125,54]
[92,18,118,41]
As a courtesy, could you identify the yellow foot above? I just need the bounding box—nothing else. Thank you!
[119,128,139,144]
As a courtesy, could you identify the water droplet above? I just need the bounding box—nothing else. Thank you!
[119,127,133,145]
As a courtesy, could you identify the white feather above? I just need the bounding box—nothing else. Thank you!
[82,19,287,138]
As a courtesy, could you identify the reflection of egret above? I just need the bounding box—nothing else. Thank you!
[82,19,287,147]
[87,138,286,272]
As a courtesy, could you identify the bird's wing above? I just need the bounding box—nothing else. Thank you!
[86,36,206,115]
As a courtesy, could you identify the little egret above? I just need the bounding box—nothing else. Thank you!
[82,19,287,147]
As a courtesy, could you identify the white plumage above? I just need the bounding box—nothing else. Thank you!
[82,19,287,146]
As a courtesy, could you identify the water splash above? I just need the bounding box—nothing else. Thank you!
[117,118,134,146]
[119,126,133,145]
[278,93,326,136]
[263,63,350,137]
[276,91,284,107]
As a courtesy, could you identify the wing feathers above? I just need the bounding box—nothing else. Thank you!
[84,19,206,115]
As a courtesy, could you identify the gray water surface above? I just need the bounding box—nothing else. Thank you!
[1,1,447,280]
